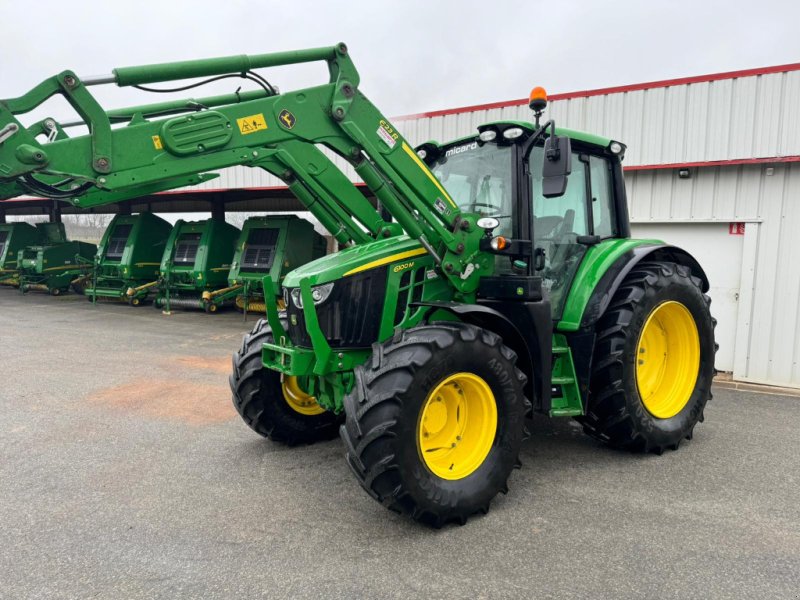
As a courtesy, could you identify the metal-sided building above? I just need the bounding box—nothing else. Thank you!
[390,63,800,390]
[5,63,799,388]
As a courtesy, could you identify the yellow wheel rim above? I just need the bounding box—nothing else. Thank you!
[418,372,498,480]
[636,301,701,419]
[282,376,325,416]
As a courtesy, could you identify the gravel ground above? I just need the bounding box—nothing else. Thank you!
[1,288,798,599]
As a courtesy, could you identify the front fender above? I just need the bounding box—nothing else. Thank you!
[413,300,552,412]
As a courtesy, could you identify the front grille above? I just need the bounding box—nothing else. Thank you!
[105,224,132,260]
[286,267,388,349]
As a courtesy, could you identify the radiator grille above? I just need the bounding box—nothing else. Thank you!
[286,267,388,349]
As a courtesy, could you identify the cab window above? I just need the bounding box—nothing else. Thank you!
[589,156,616,239]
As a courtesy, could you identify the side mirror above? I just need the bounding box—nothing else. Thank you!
[541,135,572,198]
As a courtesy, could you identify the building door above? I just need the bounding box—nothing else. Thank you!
[630,223,744,372]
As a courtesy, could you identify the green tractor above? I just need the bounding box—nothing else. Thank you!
[72,211,172,304]
[204,215,327,314]
[17,223,96,295]
[0,222,41,287]
[0,45,715,526]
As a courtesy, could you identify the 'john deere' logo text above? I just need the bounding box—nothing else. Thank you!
[279,110,296,129]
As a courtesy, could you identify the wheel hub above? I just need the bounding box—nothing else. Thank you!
[281,376,325,416]
[418,372,497,480]
[636,300,700,419]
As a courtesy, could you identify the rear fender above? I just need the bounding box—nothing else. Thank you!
[579,244,709,330]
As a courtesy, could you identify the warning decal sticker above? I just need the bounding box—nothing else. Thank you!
[237,114,268,135]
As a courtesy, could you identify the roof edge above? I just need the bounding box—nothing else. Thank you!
[393,62,800,122]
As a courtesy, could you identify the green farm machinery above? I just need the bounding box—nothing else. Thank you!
[0,222,41,286]
[0,46,716,526]
[17,223,96,295]
[152,218,239,312]
[203,215,327,314]
[72,212,172,304]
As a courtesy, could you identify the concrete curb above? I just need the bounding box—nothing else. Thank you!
[713,373,800,398]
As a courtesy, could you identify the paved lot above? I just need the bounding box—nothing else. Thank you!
[1,287,798,599]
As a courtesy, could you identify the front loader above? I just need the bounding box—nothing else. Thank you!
[0,45,716,527]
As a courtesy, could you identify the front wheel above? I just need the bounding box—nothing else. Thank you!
[581,261,716,453]
[341,323,529,527]
[229,318,341,445]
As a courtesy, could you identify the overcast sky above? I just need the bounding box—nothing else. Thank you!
[3,0,800,122]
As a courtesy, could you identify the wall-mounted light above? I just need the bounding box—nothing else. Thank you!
[678,168,691,179]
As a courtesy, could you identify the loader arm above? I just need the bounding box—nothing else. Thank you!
[0,43,485,293]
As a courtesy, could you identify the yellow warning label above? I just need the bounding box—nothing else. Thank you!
[152,135,163,150]
[237,114,268,135]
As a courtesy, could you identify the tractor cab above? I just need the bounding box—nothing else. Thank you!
[421,106,629,320]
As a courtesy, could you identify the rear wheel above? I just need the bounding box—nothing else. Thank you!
[581,261,716,453]
[341,323,529,527]
[230,318,341,445]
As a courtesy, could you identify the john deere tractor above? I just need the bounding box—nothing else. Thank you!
[0,45,715,526]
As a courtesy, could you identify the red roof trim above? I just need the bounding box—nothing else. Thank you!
[623,156,800,171]
[393,62,800,122]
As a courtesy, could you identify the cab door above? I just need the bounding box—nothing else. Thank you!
[529,147,617,319]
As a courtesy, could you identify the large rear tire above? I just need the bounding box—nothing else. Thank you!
[341,323,529,527]
[230,318,341,445]
[581,261,716,453]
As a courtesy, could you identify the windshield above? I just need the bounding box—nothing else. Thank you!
[431,141,514,239]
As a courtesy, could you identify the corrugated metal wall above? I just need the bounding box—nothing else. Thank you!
[202,67,800,190]
[627,164,800,387]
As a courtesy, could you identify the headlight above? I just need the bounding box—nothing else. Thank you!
[311,282,334,304]
[479,129,497,142]
[289,282,335,309]
[502,127,524,140]
[290,288,302,309]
